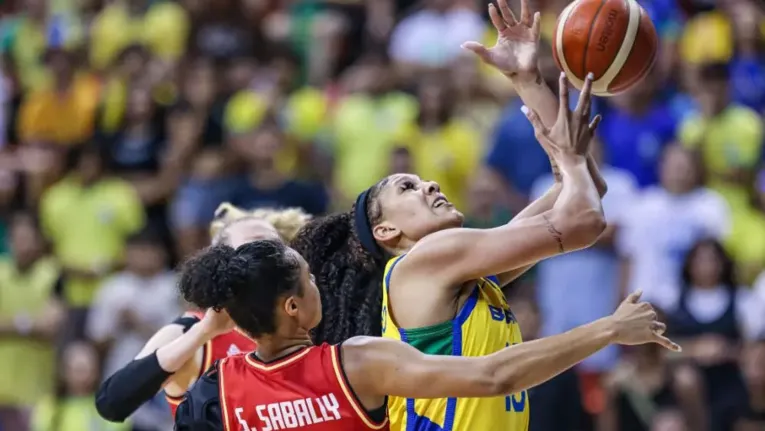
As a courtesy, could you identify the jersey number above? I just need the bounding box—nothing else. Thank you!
[504,343,527,413]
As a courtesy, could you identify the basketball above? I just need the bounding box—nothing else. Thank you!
[552,0,659,97]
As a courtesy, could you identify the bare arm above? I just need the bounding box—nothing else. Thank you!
[344,292,676,400]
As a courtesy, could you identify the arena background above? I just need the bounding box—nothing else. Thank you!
[0,0,763,430]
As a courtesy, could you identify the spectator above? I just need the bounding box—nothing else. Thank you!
[17,48,100,147]
[725,0,765,113]
[598,71,678,188]
[0,0,83,93]
[679,62,764,214]
[389,0,485,78]
[229,123,329,215]
[39,143,145,339]
[450,53,505,143]
[654,239,757,431]
[599,343,707,431]
[463,167,511,229]
[737,341,765,430]
[31,341,127,431]
[87,227,178,431]
[331,51,417,202]
[531,138,638,414]
[617,145,730,303]
[725,169,765,285]
[89,0,189,71]
[396,76,481,209]
[515,296,588,431]
[0,211,63,431]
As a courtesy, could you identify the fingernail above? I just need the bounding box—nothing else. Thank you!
[520,105,529,115]
[560,72,565,78]
[587,72,594,80]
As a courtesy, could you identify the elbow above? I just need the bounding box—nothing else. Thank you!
[560,209,606,250]
[95,385,127,423]
[478,360,523,397]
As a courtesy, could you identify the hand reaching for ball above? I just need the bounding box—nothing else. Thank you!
[523,72,601,162]
[462,0,541,82]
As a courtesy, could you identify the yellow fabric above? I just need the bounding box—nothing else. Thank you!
[2,18,83,93]
[679,12,733,65]
[679,106,764,214]
[89,1,189,69]
[32,395,129,431]
[39,177,144,306]
[0,257,59,406]
[397,120,481,210]
[381,256,529,431]
[284,87,328,141]
[332,92,418,200]
[224,91,270,134]
[18,74,101,146]
[726,209,765,285]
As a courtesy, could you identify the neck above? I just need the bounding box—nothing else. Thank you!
[692,281,719,290]
[254,332,313,362]
[249,163,284,189]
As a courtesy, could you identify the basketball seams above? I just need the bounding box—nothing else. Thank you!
[554,2,585,90]
[580,0,607,81]
[598,0,641,93]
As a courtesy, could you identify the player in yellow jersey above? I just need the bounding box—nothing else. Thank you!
[292,73,680,430]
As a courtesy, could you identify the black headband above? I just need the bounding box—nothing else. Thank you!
[353,189,383,259]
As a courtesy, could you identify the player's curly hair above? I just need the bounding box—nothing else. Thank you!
[290,178,391,344]
[179,240,302,337]
[209,203,311,242]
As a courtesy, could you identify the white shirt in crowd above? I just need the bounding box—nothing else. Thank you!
[87,271,181,429]
[389,7,485,67]
[617,186,731,302]
[645,284,765,341]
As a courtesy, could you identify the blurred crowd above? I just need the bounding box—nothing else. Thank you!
[0,0,763,430]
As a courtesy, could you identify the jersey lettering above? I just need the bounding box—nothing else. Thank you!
[238,394,342,430]
[488,305,516,324]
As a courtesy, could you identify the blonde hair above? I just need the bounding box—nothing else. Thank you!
[210,203,311,243]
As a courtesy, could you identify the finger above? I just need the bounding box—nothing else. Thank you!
[531,11,542,40]
[522,105,549,136]
[461,42,492,63]
[498,0,518,25]
[489,4,507,32]
[654,334,682,352]
[575,72,594,115]
[625,289,643,304]
[557,72,570,124]
[588,114,602,134]
[519,0,532,26]
[651,321,667,335]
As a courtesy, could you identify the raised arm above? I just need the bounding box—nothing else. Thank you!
[398,74,604,286]
[343,291,679,399]
[95,309,232,422]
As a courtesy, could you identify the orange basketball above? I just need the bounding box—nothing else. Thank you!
[552,0,659,97]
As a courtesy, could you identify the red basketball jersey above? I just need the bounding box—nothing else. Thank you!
[167,311,258,416]
[218,343,388,431]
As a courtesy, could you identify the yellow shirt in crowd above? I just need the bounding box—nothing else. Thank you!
[0,257,59,407]
[33,395,128,431]
[396,120,481,210]
[332,92,419,200]
[726,208,765,285]
[18,74,101,146]
[679,106,764,214]
[89,0,189,69]
[39,177,144,307]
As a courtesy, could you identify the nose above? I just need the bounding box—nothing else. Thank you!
[424,181,440,195]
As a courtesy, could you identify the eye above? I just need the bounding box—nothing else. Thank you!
[399,180,415,192]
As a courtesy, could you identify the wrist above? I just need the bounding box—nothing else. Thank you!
[597,317,619,344]
[196,316,224,339]
[556,154,588,170]
[506,69,543,89]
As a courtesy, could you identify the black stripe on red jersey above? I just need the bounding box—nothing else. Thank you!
[334,343,387,425]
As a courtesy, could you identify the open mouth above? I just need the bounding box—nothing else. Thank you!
[433,196,450,208]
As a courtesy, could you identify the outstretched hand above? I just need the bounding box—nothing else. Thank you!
[523,72,601,161]
[609,290,681,352]
[462,0,541,81]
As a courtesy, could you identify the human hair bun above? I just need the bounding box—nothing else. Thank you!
[178,244,238,311]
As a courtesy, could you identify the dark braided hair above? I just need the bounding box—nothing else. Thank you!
[178,240,302,337]
[291,178,391,344]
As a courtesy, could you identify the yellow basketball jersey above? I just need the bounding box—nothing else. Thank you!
[381,255,530,431]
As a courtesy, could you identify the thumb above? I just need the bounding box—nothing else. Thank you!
[461,42,491,63]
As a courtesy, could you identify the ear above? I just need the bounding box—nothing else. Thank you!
[372,221,400,245]
[283,296,299,318]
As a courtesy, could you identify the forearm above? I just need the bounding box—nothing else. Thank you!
[156,320,215,372]
[488,317,615,394]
